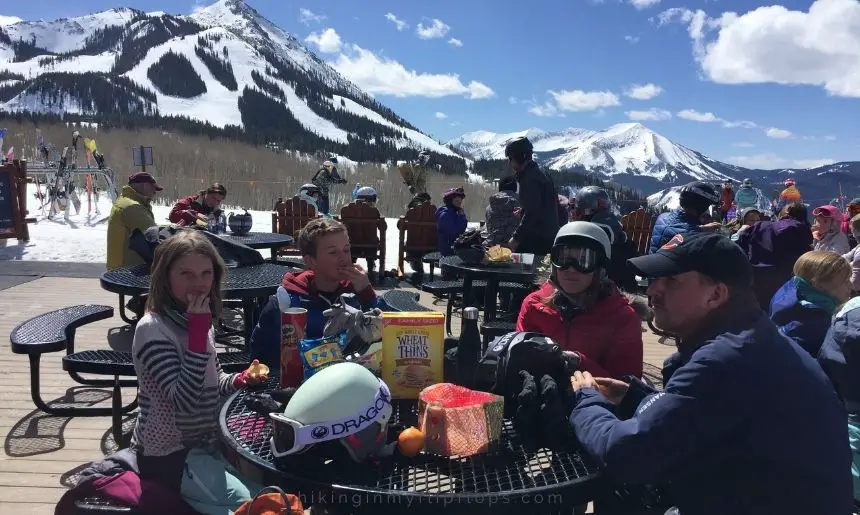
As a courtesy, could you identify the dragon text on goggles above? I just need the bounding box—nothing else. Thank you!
[269,381,391,457]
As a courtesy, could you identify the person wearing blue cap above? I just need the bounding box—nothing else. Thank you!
[568,231,852,515]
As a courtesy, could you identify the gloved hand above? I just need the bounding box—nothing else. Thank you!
[538,374,572,447]
[513,370,540,442]
[324,301,383,355]
[323,302,360,338]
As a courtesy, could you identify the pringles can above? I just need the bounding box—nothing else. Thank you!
[277,287,307,387]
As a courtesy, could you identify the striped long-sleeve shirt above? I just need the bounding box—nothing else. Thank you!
[131,312,237,456]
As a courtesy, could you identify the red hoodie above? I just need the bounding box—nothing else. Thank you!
[516,281,643,378]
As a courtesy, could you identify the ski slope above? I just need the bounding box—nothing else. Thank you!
[0,184,474,273]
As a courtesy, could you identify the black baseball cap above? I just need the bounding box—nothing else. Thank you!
[628,232,753,288]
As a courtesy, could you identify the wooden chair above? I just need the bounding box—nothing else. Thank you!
[396,202,438,278]
[271,197,318,256]
[620,208,657,256]
[338,201,387,273]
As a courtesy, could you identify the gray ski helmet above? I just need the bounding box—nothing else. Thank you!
[742,178,752,187]
[504,136,533,161]
[574,186,610,216]
[356,186,377,202]
[270,362,393,462]
[553,221,612,260]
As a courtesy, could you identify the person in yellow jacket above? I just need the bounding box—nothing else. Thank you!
[106,172,161,270]
[398,149,431,195]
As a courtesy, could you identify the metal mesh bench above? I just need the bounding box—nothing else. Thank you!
[480,320,517,348]
[382,289,433,312]
[10,305,140,448]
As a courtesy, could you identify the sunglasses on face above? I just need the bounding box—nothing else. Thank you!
[550,245,600,273]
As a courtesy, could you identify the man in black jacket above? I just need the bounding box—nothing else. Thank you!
[505,136,559,255]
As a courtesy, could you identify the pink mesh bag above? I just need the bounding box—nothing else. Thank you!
[417,383,504,457]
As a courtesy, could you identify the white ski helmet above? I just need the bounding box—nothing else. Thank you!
[743,178,752,187]
[299,183,320,197]
[270,362,393,462]
[355,186,377,202]
[553,221,612,260]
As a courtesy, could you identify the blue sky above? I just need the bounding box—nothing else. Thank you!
[3,0,859,169]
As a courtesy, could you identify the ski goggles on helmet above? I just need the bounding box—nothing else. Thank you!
[550,244,601,273]
[269,381,392,458]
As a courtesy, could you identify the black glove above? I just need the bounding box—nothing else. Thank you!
[269,387,298,407]
[538,374,572,448]
[513,370,540,442]
[244,393,283,414]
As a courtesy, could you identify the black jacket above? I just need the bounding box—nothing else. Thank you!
[513,161,559,255]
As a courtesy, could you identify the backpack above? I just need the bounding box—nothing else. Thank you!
[234,486,303,515]
[128,226,264,269]
[475,331,572,417]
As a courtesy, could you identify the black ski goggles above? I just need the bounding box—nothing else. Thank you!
[550,244,601,273]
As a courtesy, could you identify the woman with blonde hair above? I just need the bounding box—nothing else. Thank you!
[770,250,852,357]
[132,230,264,512]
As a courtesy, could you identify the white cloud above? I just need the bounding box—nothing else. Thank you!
[384,13,408,31]
[657,0,860,98]
[825,135,837,141]
[625,83,663,100]
[626,108,672,121]
[631,0,661,10]
[677,109,718,122]
[448,38,463,47]
[624,35,640,43]
[299,8,326,26]
[677,109,760,130]
[434,112,448,119]
[305,28,342,53]
[450,121,461,127]
[0,15,22,26]
[733,142,755,148]
[548,89,621,111]
[331,45,495,99]
[416,18,451,39]
[722,120,758,129]
[726,154,835,169]
[528,102,562,117]
[508,97,519,104]
[766,127,793,139]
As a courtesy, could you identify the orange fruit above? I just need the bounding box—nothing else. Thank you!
[397,426,425,457]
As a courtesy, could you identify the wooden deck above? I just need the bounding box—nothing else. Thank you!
[0,276,675,514]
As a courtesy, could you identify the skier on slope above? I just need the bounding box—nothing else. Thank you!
[310,156,346,215]
[735,178,760,212]
[775,178,803,214]
[398,149,430,196]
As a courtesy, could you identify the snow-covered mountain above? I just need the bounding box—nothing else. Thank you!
[0,0,460,163]
[449,124,860,204]
[449,123,741,185]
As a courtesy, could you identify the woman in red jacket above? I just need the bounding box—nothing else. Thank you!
[516,221,644,378]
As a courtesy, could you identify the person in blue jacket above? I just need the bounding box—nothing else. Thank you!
[648,181,721,254]
[820,296,860,503]
[734,178,759,212]
[248,218,384,369]
[569,232,852,515]
[770,250,852,357]
[436,187,468,256]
